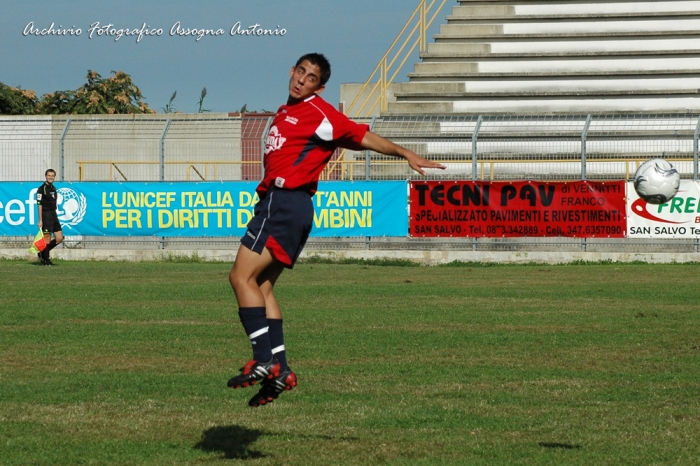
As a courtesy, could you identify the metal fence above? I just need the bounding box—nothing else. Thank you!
[337,114,700,182]
[2,113,698,183]
[2,113,699,254]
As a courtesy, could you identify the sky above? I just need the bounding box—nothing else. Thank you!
[0,0,447,114]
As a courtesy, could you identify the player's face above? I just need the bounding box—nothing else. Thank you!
[45,172,56,184]
[288,60,325,101]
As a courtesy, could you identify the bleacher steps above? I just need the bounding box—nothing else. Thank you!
[387,0,700,115]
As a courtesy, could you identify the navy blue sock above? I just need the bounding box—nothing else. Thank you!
[238,307,272,362]
[267,318,287,371]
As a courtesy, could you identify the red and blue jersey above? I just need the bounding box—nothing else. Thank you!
[259,95,369,195]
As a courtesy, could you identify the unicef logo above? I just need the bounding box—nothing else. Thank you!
[56,187,87,229]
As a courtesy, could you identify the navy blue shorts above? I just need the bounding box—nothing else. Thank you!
[240,188,314,268]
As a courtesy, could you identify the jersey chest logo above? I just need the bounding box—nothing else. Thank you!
[265,125,286,155]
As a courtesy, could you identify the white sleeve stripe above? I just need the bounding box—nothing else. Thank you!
[316,117,333,141]
[249,327,269,339]
[271,345,285,354]
[308,100,337,141]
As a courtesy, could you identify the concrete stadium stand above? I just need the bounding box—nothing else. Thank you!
[388,0,700,115]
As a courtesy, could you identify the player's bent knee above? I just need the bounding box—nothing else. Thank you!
[228,269,241,290]
[229,269,254,293]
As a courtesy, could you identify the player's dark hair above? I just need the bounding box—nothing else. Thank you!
[45,169,56,176]
[295,53,331,86]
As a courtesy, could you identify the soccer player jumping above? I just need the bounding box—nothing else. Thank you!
[227,53,444,407]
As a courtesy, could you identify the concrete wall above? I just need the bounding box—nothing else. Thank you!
[2,246,699,265]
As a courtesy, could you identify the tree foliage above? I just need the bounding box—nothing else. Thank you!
[237,103,273,114]
[0,83,38,115]
[0,70,155,115]
[197,87,210,113]
[162,91,177,113]
[36,70,155,115]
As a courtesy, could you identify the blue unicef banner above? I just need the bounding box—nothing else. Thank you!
[312,181,407,237]
[0,181,407,237]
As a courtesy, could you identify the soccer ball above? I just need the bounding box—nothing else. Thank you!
[633,158,680,204]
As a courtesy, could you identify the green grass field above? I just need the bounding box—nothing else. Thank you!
[1,258,699,465]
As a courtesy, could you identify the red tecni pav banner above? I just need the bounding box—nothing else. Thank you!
[409,180,626,238]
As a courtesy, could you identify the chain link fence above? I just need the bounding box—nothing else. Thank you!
[1,113,699,254]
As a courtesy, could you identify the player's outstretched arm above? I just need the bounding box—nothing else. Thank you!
[361,131,445,176]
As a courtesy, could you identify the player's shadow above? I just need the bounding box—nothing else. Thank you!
[194,425,266,460]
